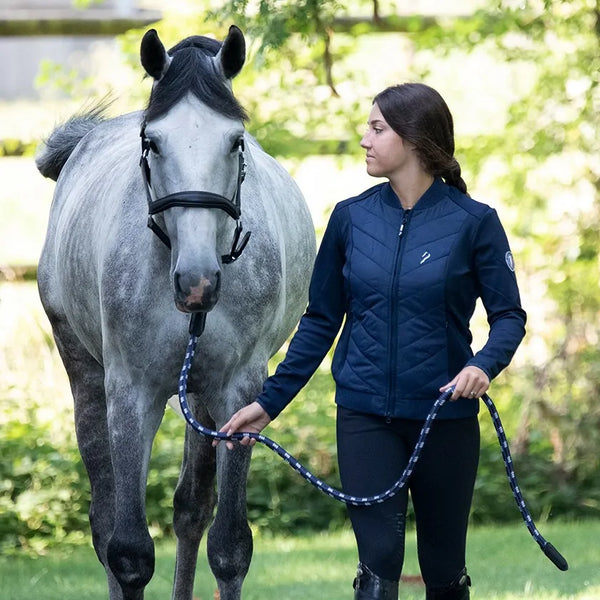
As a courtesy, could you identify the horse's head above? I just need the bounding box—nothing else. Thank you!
[140,27,249,314]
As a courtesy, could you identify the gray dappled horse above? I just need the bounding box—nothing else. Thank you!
[36,26,315,600]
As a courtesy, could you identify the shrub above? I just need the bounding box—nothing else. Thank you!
[0,417,89,554]
[2,284,598,551]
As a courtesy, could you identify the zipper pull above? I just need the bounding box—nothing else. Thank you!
[399,210,410,237]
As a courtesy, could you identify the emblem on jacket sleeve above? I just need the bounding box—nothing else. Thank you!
[505,251,515,272]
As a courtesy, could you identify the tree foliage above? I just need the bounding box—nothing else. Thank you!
[205,0,600,518]
[421,0,600,517]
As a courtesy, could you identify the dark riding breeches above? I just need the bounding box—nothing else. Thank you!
[336,406,480,587]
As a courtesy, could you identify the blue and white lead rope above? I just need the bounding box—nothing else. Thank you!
[178,333,568,571]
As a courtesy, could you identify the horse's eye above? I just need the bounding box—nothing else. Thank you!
[148,140,160,155]
[231,136,244,153]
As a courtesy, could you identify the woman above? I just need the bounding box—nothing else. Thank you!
[216,83,526,599]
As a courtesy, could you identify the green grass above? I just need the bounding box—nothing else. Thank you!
[1,521,598,599]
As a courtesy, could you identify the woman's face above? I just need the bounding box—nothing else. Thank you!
[360,103,416,180]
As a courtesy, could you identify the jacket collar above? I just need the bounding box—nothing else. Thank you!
[381,177,448,212]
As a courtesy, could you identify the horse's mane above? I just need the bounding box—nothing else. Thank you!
[144,35,248,123]
[36,100,111,181]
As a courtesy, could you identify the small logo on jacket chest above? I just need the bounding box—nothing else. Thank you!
[420,251,431,265]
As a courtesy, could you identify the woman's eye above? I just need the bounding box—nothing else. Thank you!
[374,128,382,134]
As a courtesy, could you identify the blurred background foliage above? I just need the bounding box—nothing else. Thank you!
[1,0,599,554]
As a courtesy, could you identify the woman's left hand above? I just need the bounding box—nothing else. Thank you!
[440,366,490,401]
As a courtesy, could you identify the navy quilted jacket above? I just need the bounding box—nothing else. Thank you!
[258,178,526,420]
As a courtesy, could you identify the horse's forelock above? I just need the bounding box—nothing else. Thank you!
[144,36,248,123]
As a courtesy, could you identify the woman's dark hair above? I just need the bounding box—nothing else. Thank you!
[373,83,467,194]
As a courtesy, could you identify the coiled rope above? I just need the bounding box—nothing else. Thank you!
[178,331,568,571]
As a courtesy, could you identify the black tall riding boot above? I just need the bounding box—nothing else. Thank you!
[353,562,399,600]
[425,568,471,600]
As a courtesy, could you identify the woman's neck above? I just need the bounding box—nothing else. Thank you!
[389,170,434,210]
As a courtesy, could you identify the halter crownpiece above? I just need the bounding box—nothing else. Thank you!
[139,122,251,262]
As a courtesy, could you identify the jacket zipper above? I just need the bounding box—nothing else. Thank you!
[386,208,411,420]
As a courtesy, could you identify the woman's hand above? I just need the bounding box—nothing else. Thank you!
[440,366,490,401]
[213,401,272,450]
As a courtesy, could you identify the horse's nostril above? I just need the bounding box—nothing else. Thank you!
[173,268,221,312]
[174,272,182,293]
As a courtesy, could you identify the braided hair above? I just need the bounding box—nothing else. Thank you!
[373,83,467,194]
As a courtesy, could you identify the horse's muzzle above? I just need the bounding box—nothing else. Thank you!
[174,271,221,313]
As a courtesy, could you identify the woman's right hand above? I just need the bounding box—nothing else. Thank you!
[213,401,272,450]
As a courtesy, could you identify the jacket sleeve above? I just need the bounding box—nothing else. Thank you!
[256,205,347,419]
[466,208,527,380]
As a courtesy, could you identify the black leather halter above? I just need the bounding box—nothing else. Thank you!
[139,121,251,263]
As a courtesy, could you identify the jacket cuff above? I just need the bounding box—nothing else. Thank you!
[465,359,493,381]
[256,396,284,421]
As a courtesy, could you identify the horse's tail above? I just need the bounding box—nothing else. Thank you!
[35,100,111,181]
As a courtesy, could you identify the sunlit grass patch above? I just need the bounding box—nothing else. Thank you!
[1,522,598,600]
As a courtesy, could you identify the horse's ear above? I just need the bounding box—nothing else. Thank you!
[141,29,172,81]
[218,25,246,79]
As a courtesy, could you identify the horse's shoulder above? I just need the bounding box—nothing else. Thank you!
[245,137,298,187]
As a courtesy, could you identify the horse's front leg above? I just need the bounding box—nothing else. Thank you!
[206,375,262,600]
[49,318,124,599]
[172,395,217,600]
[105,379,165,600]
[208,442,253,600]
